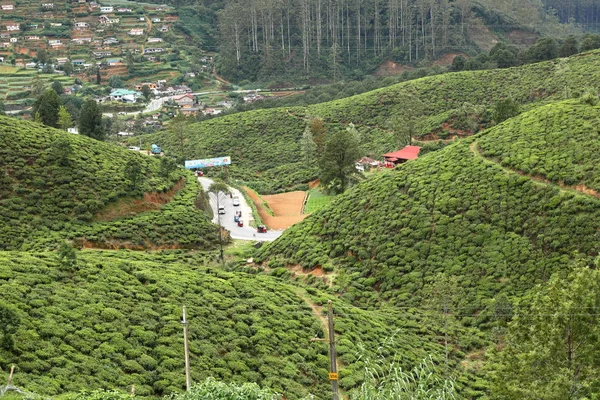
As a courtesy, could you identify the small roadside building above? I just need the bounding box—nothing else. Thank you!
[382,145,421,167]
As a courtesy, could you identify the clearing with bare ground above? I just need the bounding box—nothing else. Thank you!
[244,188,308,230]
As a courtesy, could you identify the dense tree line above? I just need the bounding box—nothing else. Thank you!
[542,0,600,26]
[216,0,569,82]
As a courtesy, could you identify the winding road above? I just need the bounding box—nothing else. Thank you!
[198,177,284,242]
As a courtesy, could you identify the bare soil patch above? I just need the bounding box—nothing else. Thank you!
[375,60,414,76]
[93,178,186,222]
[244,188,308,230]
[433,52,468,66]
[507,30,539,46]
[468,18,499,51]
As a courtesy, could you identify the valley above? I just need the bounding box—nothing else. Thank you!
[1,2,600,399]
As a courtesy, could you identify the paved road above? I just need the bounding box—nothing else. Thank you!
[198,177,283,242]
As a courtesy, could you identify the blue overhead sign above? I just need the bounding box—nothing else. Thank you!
[185,156,231,169]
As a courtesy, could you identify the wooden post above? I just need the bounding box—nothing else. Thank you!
[327,300,339,400]
[182,306,192,391]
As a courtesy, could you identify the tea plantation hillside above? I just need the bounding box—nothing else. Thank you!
[0,116,217,250]
[0,250,449,398]
[145,51,600,193]
[257,99,600,312]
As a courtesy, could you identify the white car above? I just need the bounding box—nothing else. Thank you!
[232,196,240,206]
[128,146,140,151]
[218,206,226,215]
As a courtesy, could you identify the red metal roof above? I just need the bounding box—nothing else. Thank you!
[382,145,421,160]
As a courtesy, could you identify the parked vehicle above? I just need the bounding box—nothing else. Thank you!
[218,205,225,215]
[257,225,267,233]
[237,219,243,227]
[151,144,161,154]
[234,214,239,223]
[128,146,140,151]
[232,196,240,206]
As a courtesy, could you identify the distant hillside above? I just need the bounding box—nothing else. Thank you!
[0,116,217,250]
[257,98,600,314]
[146,50,600,193]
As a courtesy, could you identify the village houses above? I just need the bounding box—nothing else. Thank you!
[100,5,113,12]
[1,4,14,11]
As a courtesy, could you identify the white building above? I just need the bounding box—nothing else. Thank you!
[100,6,113,12]
[129,28,144,36]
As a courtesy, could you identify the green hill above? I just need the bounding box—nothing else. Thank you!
[0,250,451,398]
[146,51,600,194]
[254,100,600,392]
[0,116,217,250]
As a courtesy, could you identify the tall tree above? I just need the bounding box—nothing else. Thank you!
[318,124,362,194]
[489,267,600,400]
[79,100,105,140]
[32,89,61,128]
[57,106,72,131]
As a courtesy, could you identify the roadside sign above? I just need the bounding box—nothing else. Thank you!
[328,372,338,381]
[185,156,231,169]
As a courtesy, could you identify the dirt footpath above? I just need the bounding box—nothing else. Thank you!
[244,188,308,230]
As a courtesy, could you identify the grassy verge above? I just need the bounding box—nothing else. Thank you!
[304,188,332,214]
[234,184,263,228]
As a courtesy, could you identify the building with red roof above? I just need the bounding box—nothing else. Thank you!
[382,145,421,166]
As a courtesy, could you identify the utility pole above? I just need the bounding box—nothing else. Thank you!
[181,306,192,391]
[327,300,339,400]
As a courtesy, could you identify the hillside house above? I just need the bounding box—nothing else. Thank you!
[100,6,113,12]
[0,57,4,63]
[159,25,169,32]
[25,62,36,69]
[106,58,120,65]
[56,57,68,64]
[174,94,194,107]
[72,59,85,65]
[103,37,118,45]
[0,34,8,39]
[0,42,10,49]
[50,23,62,27]
[98,15,118,24]
[135,83,157,90]
[9,37,17,43]
[110,88,140,102]
[26,35,40,41]
[5,24,20,31]
[29,24,39,29]
[147,37,163,43]
[129,28,144,36]
[41,3,54,8]
[1,4,14,10]
[151,18,161,23]
[144,47,163,54]
[48,39,62,47]
[203,108,222,116]
[72,37,92,44]
[93,50,111,58]
[382,145,421,166]
[116,7,131,12]
[74,22,89,29]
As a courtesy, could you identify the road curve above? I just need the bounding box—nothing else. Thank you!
[198,177,283,242]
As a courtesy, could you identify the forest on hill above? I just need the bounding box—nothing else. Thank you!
[0,117,218,251]
[216,0,575,82]
[144,50,600,194]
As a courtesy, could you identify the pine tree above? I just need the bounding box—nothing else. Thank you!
[79,100,105,140]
